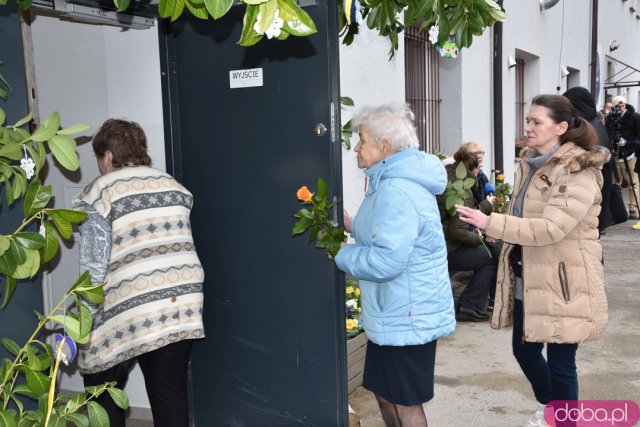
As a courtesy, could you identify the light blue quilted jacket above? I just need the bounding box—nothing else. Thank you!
[336,148,456,346]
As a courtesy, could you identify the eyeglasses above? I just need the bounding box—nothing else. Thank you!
[470,151,485,156]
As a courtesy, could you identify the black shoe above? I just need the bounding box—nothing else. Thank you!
[456,306,490,322]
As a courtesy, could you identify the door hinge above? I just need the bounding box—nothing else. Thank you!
[330,102,336,143]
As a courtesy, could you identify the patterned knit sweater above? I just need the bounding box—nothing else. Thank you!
[73,166,205,374]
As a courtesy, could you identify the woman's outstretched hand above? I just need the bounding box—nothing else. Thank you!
[455,205,490,230]
[343,209,352,233]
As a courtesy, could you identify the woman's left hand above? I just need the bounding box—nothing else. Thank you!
[455,205,489,230]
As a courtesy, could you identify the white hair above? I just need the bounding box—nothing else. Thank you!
[351,104,419,152]
[612,95,626,105]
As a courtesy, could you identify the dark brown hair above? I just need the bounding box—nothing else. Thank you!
[453,147,479,171]
[531,95,597,150]
[92,119,152,168]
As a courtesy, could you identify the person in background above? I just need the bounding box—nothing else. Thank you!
[461,141,490,205]
[336,104,455,427]
[455,95,608,427]
[74,119,205,427]
[609,95,640,220]
[600,102,613,119]
[563,87,614,236]
[437,148,495,321]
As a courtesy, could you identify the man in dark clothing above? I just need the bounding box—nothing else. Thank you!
[608,96,640,219]
[563,87,614,235]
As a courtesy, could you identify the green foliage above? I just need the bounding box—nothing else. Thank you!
[340,97,355,150]
[339,0,507,58]
[493,174,512,214]
[444,161,475,216]
[292,177,347,258]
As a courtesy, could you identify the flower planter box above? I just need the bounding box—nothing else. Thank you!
[346,332,367,394]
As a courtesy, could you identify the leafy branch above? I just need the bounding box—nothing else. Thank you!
[292,177,346,258]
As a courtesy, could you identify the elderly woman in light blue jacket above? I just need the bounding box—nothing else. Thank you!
[336,104,456,427]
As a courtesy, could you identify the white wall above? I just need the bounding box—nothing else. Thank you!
[29,13,164,413]
[339,27,405,220]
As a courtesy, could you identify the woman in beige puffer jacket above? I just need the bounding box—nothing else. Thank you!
[456,95,608,427]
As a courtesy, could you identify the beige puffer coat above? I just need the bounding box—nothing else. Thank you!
[485,142,609,344]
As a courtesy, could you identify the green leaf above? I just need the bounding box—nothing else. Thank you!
[238,5,263,46]
[114,0,130,11]
[46,210,73,239]
[242,0,270,4]
[254,0,277,35]
[48,134,79,171]
[0,142,23,160]
[63,393,88,415]
[316,177,329,201]
[184,0,209,19]
[292,216,312,235]
[48,208,87,224]
[0,108,5,126]
[455,161,467,180]
[279,0,317,36]
[10,239,27,265]
[41,220,60,263]
[0,234,10,256]
[23,180,52,217]
[11,248,40,279]
[171,0,185,21]
[78,302,93,339]
[158,0,175,18]
[66,412,90,427]
[56,124,91,136]
[203,0,232,19]
[1,276,16,308]
[87,401,109,427]
[0,409,18,427]
[452,180,463,193]
[340,97,354,107]
[0,337,20,356]
[25,344,44,371]
[14,232,45,250]
[0,247,17,275]
[106,387,129,409]
[50,315,89,344]
[76,284,104,304]
[26,369,51,396]
[463,177,476,189]
[12,112,32,129]
[70,270,92,291]
[13,383,40,400]
[31,111,60,142]
[11,170,26,200]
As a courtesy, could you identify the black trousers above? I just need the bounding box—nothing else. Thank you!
[83,340,193,427]
[448,243,498,312]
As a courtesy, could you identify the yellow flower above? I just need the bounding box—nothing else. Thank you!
[296,186,313,202]
[346,318,359,330]
[355,288,360,296]
[346,286,354,294]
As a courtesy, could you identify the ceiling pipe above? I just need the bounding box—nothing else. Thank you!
[540,0,561,11]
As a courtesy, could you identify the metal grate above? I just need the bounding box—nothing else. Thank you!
[404,25,441,153]
[515,58,526,157]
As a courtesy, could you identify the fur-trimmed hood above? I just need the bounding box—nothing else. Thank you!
[520,144,611,173]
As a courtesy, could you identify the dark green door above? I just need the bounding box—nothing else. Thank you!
[159,3,346,425]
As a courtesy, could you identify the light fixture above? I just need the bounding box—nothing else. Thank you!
[610,40,621,52]
[508,56,517,68]
[561,66,570,77]
[540,0,560,11]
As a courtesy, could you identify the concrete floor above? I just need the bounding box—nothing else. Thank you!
[349,219,640,427]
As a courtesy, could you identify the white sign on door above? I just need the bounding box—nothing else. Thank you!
[229,68,263,89]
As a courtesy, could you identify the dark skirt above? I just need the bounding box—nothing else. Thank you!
[362,340,437,406]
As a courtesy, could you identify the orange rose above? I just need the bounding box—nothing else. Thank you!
[496,174,505,182]
[296,186,313,202]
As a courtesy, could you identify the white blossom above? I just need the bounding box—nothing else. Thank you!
[254,9,284,39]
[428,23,439,45]
[20,155,36,179]
[346,299,358,309]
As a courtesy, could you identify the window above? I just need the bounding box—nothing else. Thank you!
[404,25,441,152]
